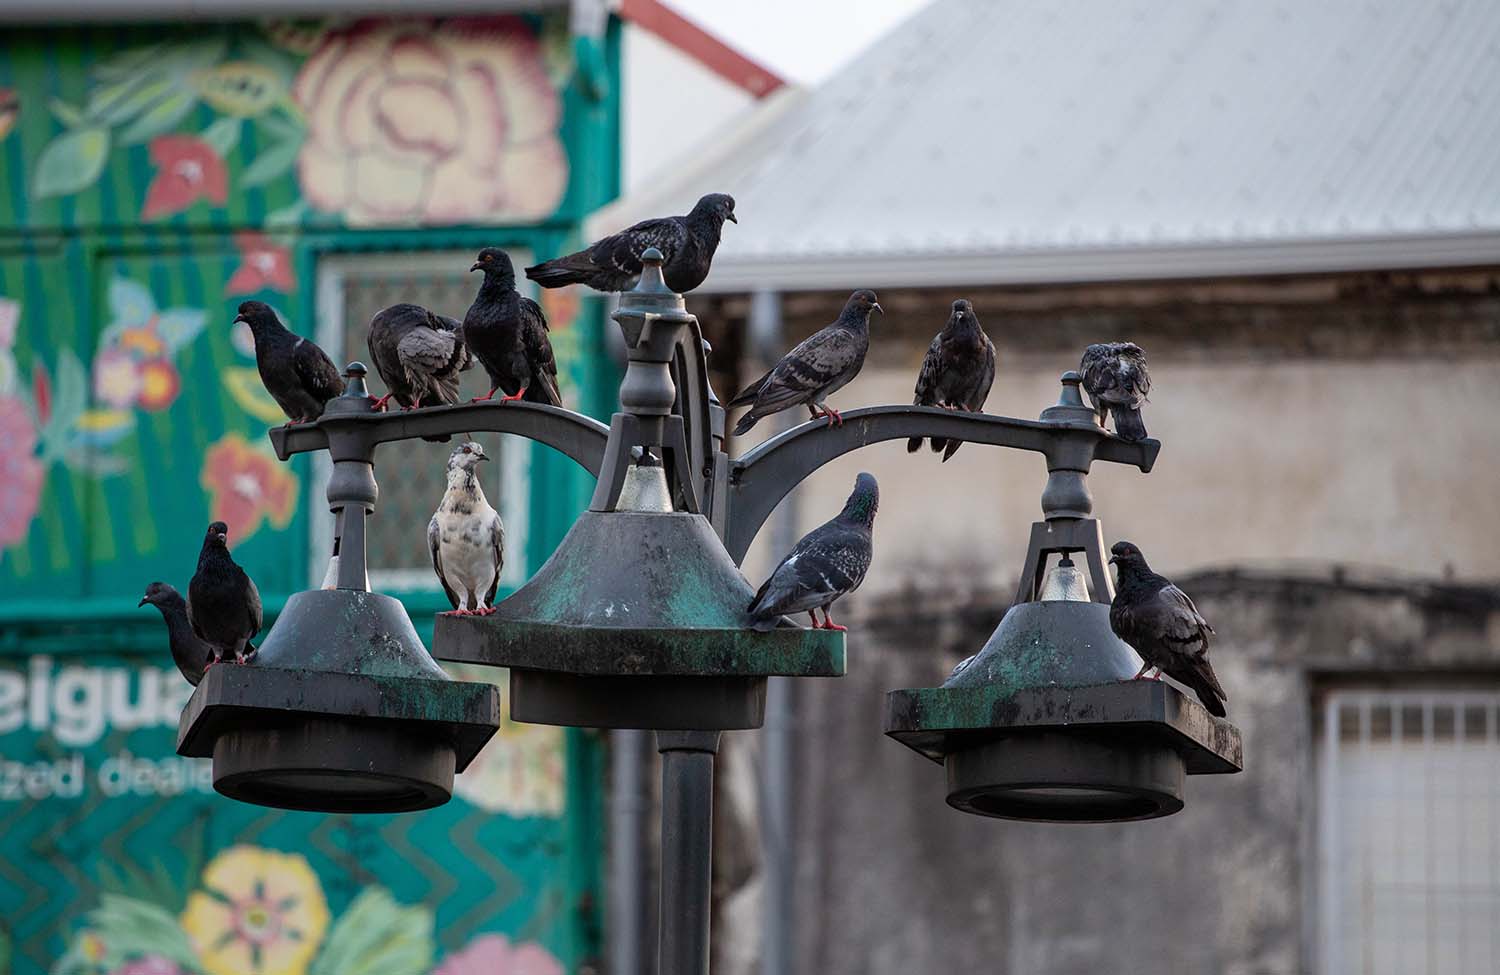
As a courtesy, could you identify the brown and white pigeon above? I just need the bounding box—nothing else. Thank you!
[730,290,881,435]
[748,473,878,632]
[365,303,472,411]
[429,441,505,616]
[464,248,562,406]
[1080,342,1151,441]
[525,193,736,294]
[140,582,212,686]
[907,298,996,461]
[187,521,261,668]
[235,301,345,425]
[1108,540,1226,717]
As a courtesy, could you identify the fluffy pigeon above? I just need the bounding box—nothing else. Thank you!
[1080,342,1151,441]
[187,521,262,667]
[907,298,996,461]
[366,303,472,411]
[139,582,211,686]
[1108,540,1226,717]
[748,473,878,632]
[464,248,562,406]
[429,441,505,615]
[235,301,345,424]
[730,290,881,435]
[525,193,736,294]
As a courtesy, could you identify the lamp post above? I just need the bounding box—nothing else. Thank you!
[178,250,1241,975]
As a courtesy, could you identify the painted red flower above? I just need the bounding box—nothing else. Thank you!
[142,135,227,220]
[226,232,295,295]
[201,434,298,540]
[136,358,182,411]
[0,394,44,550]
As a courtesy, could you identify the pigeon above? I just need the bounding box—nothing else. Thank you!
[464,248,562,406]
[139,582,212,686]
[907,298,996,461]
[429,441,505,615]
[525,193,737,294]
[730,290,881,435]
[235,300,345,424]
[1080,342,1151,441]
[187,521,262,667]
[748,472,878,632]
[365,303,472,411]
[1108,540,1226,717]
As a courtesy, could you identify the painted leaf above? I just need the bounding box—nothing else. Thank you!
[223,366,288,424]
[32,126,110,199]
[308,888,435,975]
[47,98,85,129]
[159,35,229,79]
[200,116,242,157]
[240,133,302,187]
[196,61,285,117]
[108,275,157,326]
[87,75,175,126]
[264,199,308,228]
[257,109,303,143]
[118,89,197,145]
[238,32,301,87]
[38,348,87,462]
[91,42,168,82]
[87,892,200,970]
[154,308,207,352]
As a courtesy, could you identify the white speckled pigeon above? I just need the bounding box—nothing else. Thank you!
[429,441,505,616]
[235,300,344,425]
[139,582,211,686]
[907,298,996,461]
[730,290,881,435]
[525,193,736,294]
[187,521,261,667]
[1080,342,1151,441]
[1108,540,1226,716]
[464,248,562,406]
[748,473,878,632]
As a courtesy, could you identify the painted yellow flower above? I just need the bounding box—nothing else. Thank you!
[180,846,330,975]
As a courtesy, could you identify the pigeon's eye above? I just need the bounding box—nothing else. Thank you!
[461,446,471,454]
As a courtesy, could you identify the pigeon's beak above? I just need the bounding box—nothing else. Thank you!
[137,596,148,607]
[470,262,482,272]
[872,302,884,315]
[477,450,490,462]
[232,314,246,325]
[727,212,738,224]
[216,532,228,544]
[1108,555,1120,565]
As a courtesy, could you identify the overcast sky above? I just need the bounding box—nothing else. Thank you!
[662,0,933,86]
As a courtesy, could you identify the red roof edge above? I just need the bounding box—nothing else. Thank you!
[620,0,787,98]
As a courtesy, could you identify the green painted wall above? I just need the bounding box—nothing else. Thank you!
[0,14,622,975]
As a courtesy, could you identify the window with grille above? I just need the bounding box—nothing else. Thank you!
[1318,690,1500,975]
[310,251,532,593]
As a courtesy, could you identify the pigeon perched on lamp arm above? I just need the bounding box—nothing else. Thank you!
[365,302,472,412]
[187,521,262,667]
[748,472,878,632]
[730,289,881,435]
[464,248,562,407]
[525,193,736,294]
[429,441,505,616]
[235,300,345,425]
[1080,342,1151,441]
[1107,540,1227,717]
[907,298,996,461]
[139,582,212,686]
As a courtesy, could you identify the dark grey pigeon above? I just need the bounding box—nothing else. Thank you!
[235,300,344,424]
[525,193,736,294]
[1080,342,1151,441]
[907,298,996,461]
[187,521,262,667]
[139,582,212,686]
[366,303,473,411]
[1108,540,1226,717]
[464,248,562,406]
[730,290,881,436]
[748,473,878,632]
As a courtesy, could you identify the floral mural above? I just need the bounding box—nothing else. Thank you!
[180,847,329,975]
[226,232,295,296]
[201,434,299,541]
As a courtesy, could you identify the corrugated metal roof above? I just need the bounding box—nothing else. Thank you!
[592,0,1500,290]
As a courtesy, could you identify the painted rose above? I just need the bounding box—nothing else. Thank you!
[201,434,298,540]
[142,135,228,220]
[227,232,295,295]
[180,846,330,975]
[0,395,44,549]
[293,17,568,226]
[431,933,564,975]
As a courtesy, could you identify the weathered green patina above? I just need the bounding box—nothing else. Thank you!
[942,601,1141,695]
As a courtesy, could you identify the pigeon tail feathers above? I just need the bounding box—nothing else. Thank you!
[1111,405,1148,441]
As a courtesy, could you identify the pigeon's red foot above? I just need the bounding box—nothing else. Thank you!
[816,609,847,631]
[401,397,424,411]
[823,407,843,427]
[475,606,497,616]
[500,388,526,403]
[471,388,499,403]
[825,623,849,632]
[439,609,471,616]
[370,393,394,412]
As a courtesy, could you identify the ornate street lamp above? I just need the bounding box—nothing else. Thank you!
[175,249,1240,975]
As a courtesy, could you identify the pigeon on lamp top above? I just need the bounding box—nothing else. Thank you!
[187,521,262,667]
[235,301,345,424]
[1080,342,1151,441]
[429,441,505,616]
[464,248,562,406]
[907,298,996,461]
[1108,540,1226,717]
[730,290,881,436]
[139,582,212,686]
[748,472,878,632]
[365,303,472,411]
[525,193,736,294]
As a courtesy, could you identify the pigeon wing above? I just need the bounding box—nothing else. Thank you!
[242,568,263,643]
[293,337,345,406]
[484,512,505,607]
[520,297,562,406]
[967,333,997,411]
[428,516,461,611]
[750,524,869,618]
[912,334,943,406]
[752,327,862,413]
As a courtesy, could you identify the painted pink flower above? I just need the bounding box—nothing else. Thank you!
[93,347,144,409]
[293,17,567,226]
[431,934,564,975]
[113,955,184,975]
[226,232,295,295]
[142,135,227,220]
[0,395,44,549]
